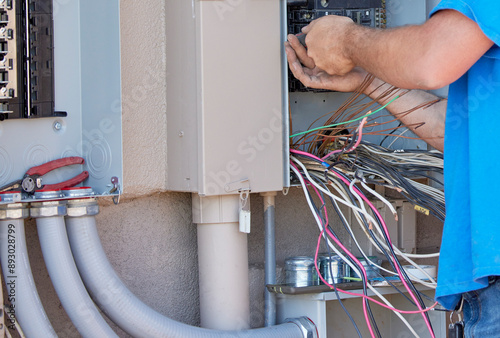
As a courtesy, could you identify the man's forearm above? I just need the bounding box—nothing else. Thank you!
[365,78,445,151]
[337,10,493,90]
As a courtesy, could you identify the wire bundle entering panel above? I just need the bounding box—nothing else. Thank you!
[288,78,445,337]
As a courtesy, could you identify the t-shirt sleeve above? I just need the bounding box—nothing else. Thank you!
[430,0,500,47]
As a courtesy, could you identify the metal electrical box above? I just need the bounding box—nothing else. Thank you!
[165,0,285,196]
[0,0,122,202]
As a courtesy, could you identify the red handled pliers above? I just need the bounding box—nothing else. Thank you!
[0,157,89,194]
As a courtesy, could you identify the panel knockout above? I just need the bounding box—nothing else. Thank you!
[0,0,65,121]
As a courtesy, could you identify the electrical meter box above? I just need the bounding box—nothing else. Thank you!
[0,0,122,203]
[166,0,285,196]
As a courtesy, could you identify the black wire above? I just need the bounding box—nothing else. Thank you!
[379,122,402,147]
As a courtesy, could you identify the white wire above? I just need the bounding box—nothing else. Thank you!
[387,128,410,148]
[308,165,441,261]
[303,161,438,285]
[291,163,420,338]
[329,177,437,286]
[360,181,398,218]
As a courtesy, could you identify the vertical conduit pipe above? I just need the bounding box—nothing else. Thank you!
[261,192,277,327]
[32,197,117,338]
[65,192,314,337]
[0,196,57,337]
[193,194,251,330]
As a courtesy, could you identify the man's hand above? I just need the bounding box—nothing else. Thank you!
[286,34,367,92]
[302,15,357,76]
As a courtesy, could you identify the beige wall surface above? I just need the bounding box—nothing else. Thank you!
[17,1,443,337]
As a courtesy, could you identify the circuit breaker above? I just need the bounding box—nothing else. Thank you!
[0,0,122,203]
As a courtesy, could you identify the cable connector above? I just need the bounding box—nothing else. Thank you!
[285,317,318,338]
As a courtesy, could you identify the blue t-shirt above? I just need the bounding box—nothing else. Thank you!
[430,0,500,310]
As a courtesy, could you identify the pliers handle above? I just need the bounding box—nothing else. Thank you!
[23,156,89,193]
[0,157,89,194]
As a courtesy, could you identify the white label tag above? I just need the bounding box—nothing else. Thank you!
[239,209,251,233]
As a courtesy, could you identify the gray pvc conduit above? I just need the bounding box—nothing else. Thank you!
[0,219,57,338]
[36,216,118,338]
[66,215,305,338]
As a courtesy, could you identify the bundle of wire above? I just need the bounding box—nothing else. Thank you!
[288,78,445,338]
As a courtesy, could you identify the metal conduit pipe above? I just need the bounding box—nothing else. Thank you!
[0,194,57,337]
[261,192,277,327]
[32,194,118,338]
[65,193,316,337]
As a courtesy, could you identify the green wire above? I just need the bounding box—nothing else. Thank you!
[290,96,400,139]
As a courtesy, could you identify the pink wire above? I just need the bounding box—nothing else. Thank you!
[321,116,368,161]
[291,151,436,337]
[327,166,435,338]
[306,182,375,338]
[314,231,439,314]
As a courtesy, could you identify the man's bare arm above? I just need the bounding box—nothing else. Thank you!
[365,78,445,151]
[286,39,446,151]
[303,9,494,90]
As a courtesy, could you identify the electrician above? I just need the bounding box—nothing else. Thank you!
[286,1,500,336]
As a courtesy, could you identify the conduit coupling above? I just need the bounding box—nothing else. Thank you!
[30,191,67,218]
[64,188,99,217]
[0,198,29,220]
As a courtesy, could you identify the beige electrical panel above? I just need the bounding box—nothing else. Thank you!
[166,0,284,196]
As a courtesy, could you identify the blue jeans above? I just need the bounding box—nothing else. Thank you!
[463,277,500,337]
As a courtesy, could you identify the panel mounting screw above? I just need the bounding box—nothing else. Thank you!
[179,131,184,137]
[53,121,62,131]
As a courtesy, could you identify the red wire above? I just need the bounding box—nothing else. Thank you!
[291,149,437,337]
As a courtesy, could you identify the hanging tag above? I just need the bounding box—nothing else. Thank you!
[239,190,251,233]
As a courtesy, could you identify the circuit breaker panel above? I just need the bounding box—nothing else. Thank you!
[0,0,122,203]
[0,0,60,120]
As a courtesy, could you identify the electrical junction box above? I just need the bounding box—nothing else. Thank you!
[166,0,285,196]
[0,0,122,203]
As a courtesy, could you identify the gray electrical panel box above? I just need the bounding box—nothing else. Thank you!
[166,0,284,196]
[0,0,122,203]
